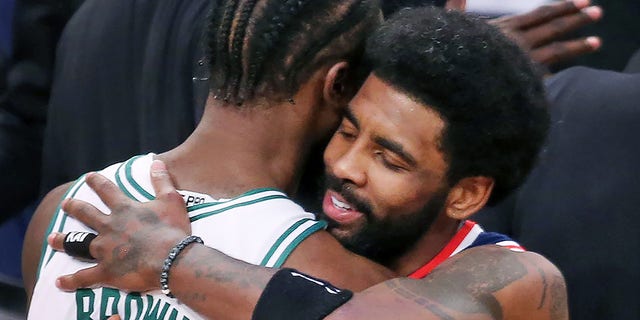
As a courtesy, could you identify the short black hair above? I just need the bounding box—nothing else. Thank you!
[366,7,549,205]
[206,0,382,106]
[381,0,446,17]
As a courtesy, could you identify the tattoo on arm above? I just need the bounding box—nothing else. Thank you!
[549,274,568,320]
[384,247,529,319]
[385,279,455,320]
[173,245,272,305]
[535,265,548,309]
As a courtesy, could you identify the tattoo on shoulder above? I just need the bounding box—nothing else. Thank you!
[528,254,568,320]
[549,274,568,320]
[385,247,529,319]
[535,265,549,309]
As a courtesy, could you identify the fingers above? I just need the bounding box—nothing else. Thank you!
[149,160,192,232]
[524,6,603,48]
[85,172,134,209]
[62,198,110,232]
[49,231,99,261]
[48,232,66,252]
[505,0,589,29]
[107,316,122,320]
[530,37,601,66]
[150,160,183,203]
[56,265,106,291]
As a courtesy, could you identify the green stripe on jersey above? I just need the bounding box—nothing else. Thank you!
[259,219,312,266]
[37,174,86,280]
[189,194,288,222]
[187,188,286,212]
[272,220,327,268]
[124,155,154,200]
[115,160,138,201]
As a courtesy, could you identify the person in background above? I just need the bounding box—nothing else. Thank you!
[475,65,640,320]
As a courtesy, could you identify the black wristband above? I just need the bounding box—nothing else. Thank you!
[252,268,353,320]
[160,235,204,298]
[63,231,97,260]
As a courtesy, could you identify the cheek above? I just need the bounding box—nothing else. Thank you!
[368,172,431,215]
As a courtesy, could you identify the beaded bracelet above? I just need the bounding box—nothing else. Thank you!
[160,235,204,298]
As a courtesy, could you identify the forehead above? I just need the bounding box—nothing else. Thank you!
[350,74,447,170]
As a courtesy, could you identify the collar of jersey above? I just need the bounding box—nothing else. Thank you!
[114,154,289,214]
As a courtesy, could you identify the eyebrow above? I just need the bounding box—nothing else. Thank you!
[343,106,360,129]
[374,136,417,168]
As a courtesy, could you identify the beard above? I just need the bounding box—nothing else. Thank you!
[318,173,449,265]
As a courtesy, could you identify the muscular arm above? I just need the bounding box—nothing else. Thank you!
[159,243,567,320]
[22,182,72,306]
[329,246,568,320]
[111,241,567,320]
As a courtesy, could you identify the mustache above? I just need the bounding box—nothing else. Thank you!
[324,173,374,216]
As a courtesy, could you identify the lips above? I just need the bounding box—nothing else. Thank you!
[322,190,365,225]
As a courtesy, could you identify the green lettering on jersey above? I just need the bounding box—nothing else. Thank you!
[100,288,121,319]
[124,292,144,320]
[75,289,95,319]
[167,309,178,320]
[144,295,170,320]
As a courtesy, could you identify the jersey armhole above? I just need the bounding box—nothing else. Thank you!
[260,219,327,268]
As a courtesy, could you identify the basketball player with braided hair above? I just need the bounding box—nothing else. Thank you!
[23,0,389,319]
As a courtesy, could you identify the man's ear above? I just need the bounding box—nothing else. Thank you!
[323,61,351,107]
[444,176,493,220]
[445,0,466,11]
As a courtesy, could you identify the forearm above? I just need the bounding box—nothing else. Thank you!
[165,231,393,319]
[330,247,569,320]
[170,243,276,320]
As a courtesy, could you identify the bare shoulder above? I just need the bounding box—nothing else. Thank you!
[436,245,569,320]
[22,182,74,302]
[329,245,568,320]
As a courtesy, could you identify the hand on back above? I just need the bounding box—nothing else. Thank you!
[48,160,191,292]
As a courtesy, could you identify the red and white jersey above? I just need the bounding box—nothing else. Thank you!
[409,220,524,279]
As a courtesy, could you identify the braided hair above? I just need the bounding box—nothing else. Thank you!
[206,0,381,106]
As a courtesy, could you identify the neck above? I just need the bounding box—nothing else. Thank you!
[157,98,317,198]
[388,214,461,276]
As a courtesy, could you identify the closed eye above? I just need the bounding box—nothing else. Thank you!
[375,150,406,172]
[338,129,357,140]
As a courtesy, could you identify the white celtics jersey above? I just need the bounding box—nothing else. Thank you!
[29,153,325,320]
